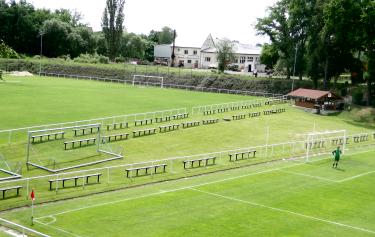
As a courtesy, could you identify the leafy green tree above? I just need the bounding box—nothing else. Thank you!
[102,0,125,60]
[0,40,19,58]
[216,39,235,72]
[260,43,279,69]
[256,0,294,79]
[120,33,146,59]
[42,18,72,57]
[158,27,175,44]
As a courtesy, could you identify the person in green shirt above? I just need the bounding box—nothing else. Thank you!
[332,146,342,168]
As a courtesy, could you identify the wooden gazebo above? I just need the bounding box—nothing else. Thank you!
[287,88,343,111]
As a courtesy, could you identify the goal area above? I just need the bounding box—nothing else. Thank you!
[303,130,347,162]
[132,75,164,88]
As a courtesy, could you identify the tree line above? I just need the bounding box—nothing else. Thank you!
[256,0,374,104]
[0,0,175,61]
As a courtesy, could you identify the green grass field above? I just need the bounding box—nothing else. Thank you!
[2,150,375,236]
[0,74,374,236]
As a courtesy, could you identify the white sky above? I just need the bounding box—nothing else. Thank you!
[29,0,277,47]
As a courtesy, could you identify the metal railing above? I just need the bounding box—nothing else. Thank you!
[0,218,50,237]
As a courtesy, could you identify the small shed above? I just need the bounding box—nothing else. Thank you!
[287,88,343,111]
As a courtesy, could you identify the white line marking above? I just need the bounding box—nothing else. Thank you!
[38,216,57,225]
[34,219,83,237]
[279,170,338,183]
[338,170,375,183]
[189,187,375,235]
[35,149,373,221]
[36,160,305,220]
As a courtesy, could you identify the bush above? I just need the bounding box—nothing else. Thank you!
[115,57,126,63]
[98,55,109,64]
[73,54,109,64]
[0,41,19,59]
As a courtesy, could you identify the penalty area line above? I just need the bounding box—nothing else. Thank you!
[34,219,82,237]
[189,187,375,235]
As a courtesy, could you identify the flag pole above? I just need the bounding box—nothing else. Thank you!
[30,189,35,225]
[31,198,34,225]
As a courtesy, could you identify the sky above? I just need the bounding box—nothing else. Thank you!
[29,0,278,47]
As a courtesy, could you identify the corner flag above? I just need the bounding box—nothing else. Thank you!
[30,189,35,201]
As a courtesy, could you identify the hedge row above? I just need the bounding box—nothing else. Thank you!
[0,59,315,94]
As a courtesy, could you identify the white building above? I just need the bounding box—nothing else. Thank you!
[154,34,264,72]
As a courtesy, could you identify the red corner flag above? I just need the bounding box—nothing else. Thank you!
[30,190,35,201]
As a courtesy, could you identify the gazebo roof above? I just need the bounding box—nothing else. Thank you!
[287,88,341,100]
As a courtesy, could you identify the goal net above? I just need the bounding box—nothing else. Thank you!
[303,130,347,162]
[132,75,164,88]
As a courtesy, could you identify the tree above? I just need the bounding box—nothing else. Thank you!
[158,26,175,44]
[361,0,375,105]
[216,39,235,72]
[102,0,125,60]
[42,18,71,57]
[260,43,279,69]
[256,0,294,79]
[120,33,146,59]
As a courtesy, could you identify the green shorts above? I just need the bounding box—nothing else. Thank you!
[334,157,340,162]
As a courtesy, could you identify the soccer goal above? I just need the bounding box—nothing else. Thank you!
[304,130,347,162]
[132,75,164,88]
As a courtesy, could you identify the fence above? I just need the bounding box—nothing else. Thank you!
[39,72,285,98]
[191,97,287,115]
[0,218,50,237]
[0,132,373,210]
[0,108,187,145]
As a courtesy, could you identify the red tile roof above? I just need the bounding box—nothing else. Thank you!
[287,88,340,100]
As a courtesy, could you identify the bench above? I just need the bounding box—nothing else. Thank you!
[182,121,200,128]
[106,122,128,131]
[252,103,262,107]
[132,128,157,138]
[64,138,96,150]
[134,118,153,127]
[172,113,189,120]
[159,124,180,133]
[101,133,129,143]
[241,105,252,109]
[232,114,246,120]
[217,108,229,113]
[249,112,261,117]
[203,110,215,115]
[353,135,369,143]
[305,141,325,149]
[73,126,99,136]
[31,131,65,143]
[183,157,216,169]
[125,164,167,177]
[229,150,256,161]
[49,173,102,190]
[230,106,240,111]
[154,116,171,123]
[0,186,22,199]
[202,119,219,125]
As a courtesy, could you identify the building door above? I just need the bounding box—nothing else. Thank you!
[248,65,252,72]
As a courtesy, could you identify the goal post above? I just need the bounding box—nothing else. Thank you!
[132,75,164,88]
[304,130,347,162]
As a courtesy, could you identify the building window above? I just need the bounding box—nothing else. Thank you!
[177,48,180,51]
[193,50,197,55]
[205,57,211,62]
[234,58,238,63]
[255,57,259,62]
[187,60,192,63]
[248,57,253,62]
[184,50,188,54]
[240,56,246,64]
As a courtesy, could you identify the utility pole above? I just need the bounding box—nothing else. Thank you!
[171,29,176,67]
[38,31,45,76]
[292,44,298,91]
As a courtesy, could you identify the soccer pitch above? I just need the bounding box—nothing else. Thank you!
[2,150,375,236]
[0,74,375,236]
